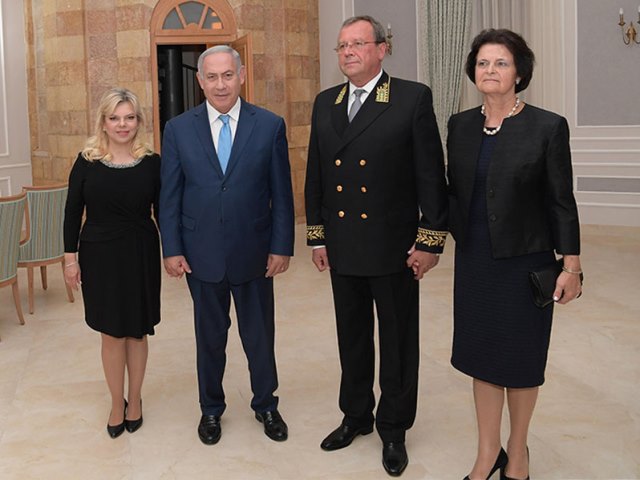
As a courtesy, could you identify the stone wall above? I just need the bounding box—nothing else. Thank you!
[25,0,319,219]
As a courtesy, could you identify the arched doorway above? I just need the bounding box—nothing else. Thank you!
[150,0,253,151]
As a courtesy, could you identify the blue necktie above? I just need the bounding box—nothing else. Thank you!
[217,114,231,173]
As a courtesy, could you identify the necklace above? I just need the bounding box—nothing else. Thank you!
[481,97,520,136]
[100,157,142,169]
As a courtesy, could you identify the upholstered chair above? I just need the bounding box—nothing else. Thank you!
[17,184,74,314]
[0,191,27,336]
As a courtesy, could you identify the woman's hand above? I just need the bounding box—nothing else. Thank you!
[406,244,440,280]
[64,262,81,290]
[553,255,583,304]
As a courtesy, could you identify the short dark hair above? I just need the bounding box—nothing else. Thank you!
[341,15,387,44]
[465,29,535,93]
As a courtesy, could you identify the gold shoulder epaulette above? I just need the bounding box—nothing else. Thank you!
[416,227,447,248]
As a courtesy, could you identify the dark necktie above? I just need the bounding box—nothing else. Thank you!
[218,114,231,173]
[348,89,366,122]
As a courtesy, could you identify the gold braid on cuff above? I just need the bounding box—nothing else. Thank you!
[416,227,447,248]
[307,225,325,241]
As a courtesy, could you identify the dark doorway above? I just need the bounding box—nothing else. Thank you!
[157,44,206,138]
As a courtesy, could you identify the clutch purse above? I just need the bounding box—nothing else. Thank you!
[528,260,563,308]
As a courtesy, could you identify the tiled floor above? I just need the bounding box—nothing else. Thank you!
[0,224,638,479]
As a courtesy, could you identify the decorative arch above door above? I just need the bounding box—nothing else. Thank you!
[149,0,253,150]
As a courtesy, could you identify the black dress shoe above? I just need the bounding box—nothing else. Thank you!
[501,447,529,480]
[125,400,143,433]
[382,441,408,477]
[320,423,374,451]
[107,420,125,438]
[107,399,127,439]
[464,447,508,480]
[255,410,288,442]
[198,415,221,445]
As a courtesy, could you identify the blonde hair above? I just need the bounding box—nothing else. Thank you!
[81,87,153,162]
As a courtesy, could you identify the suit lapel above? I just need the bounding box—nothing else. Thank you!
[331,84,349,138]
[331,72,392,157]
[224,99,256,178]
[193,102,224,177]
[456,109,485,193]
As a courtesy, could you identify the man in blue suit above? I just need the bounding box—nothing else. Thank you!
[159,45,295,445]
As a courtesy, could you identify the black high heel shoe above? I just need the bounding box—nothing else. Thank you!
[125,399,143,433]
[464,448,508,480]
[500,447,529,480]
[107,399,128,438]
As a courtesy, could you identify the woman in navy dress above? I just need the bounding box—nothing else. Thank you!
[447,30,583,480]
[63,88,161,438]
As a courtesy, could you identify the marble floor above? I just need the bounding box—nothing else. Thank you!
[0,224,638,479]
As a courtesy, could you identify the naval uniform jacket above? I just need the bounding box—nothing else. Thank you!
[305,72,448,276]
[446,104,580,258]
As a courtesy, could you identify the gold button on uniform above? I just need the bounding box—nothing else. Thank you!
[338,211,345,218]
[360,186,367,193]
[336,185,343,192]
[335,159,342,166]
[360,213,368,219]
[359,159,366,166]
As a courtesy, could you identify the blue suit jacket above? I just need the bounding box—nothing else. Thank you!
[159,100,295,284]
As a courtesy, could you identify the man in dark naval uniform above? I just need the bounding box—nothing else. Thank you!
[304,15,448,477]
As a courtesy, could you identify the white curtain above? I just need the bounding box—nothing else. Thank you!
[459,0,529,110]
[418,0,473,144]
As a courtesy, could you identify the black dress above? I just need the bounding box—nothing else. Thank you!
[451,136,554,388]
[64,153,161,338]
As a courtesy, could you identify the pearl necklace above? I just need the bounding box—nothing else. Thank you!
[481,97,520,136]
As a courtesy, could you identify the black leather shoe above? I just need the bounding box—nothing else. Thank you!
[464,447,508,480]
[255,410,288,442]
[107,399,127,439]
[198,415,221,445]
[107,420,125,438]
[320,423,374,451]
[125,400,143,433]
[382,441,408,477]
[501,446,529,480]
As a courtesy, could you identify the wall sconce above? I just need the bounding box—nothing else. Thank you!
[618,7,640,45]
[386,23,393,55]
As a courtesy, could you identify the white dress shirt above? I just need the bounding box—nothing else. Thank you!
[206,97,242,152]
[347,69,383,117]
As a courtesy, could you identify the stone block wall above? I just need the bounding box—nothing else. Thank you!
[25,0,320,219]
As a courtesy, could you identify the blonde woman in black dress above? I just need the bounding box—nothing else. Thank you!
[64,88,161,438]
[447,30,583,479]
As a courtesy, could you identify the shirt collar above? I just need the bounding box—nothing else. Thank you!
[349,69,383,97]
[206,97,242,123]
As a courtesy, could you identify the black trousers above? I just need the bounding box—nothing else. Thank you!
[329,268,419,443]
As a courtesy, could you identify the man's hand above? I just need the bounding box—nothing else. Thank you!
[406,244,439,280]
[164,255,192,278]
[311,247,330,272]
[266,254,290,277]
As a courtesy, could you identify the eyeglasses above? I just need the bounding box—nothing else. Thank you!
[334,40,381,54]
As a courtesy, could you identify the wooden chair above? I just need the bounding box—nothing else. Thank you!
[17,184,74,314]
[0,192,27,337]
